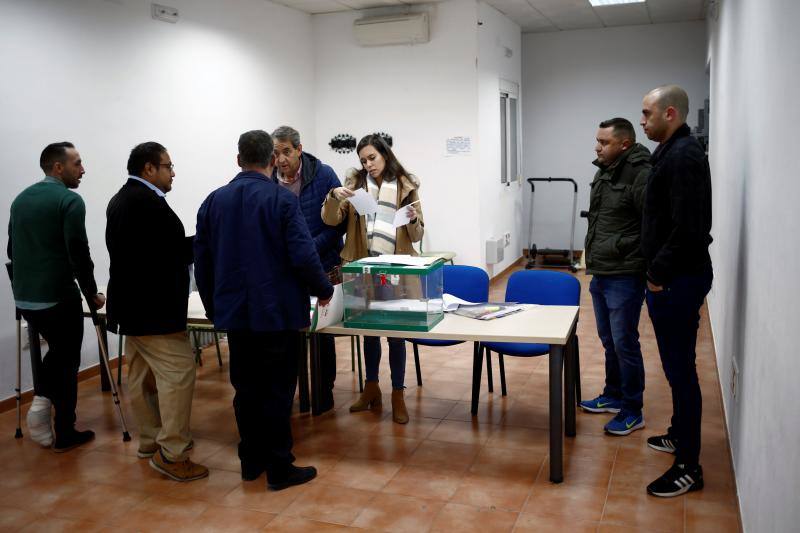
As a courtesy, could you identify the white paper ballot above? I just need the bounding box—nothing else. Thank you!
[392,205,413,228]
[359,255,436,267]
[310,284,344,332]
[348,189,378,216]
[442,293,480,312]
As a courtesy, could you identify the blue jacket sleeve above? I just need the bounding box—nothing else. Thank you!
[311,168,346,257]
[283,195,334,300]
[193,196,215,320]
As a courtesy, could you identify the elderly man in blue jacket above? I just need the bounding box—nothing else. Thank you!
[195,130,333,491]
[271,125,345,413]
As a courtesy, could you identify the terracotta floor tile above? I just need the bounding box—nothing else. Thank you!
[320,457,402,491]
[685,499,742,533]
[2,479,87,515]
[451,471,533,511]
[469,446,545,481]
[202,443,242,473]
[602,488,685,532]
[181,504,275,532]
[281,482,376,525]
[0,505,40,531]
[406,439,482,472]
[536,456,614,488]
[220,480,309,514]
[18,516,107,533]
[402,396,458,419]
[514,512,599,532]
[430,502,518,533]
[427,419,494,446]
[369,415,441,440]
[445,398,511,425]
[382,464,465,500]
[47,483,150,523]
[351,492,446,532]
[109,494,208,532]
[523,483,607,522]
[485,426,551,454]
[163,468,243,503]
[262,514,357,532]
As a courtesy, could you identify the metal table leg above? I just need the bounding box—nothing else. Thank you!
[564,332,577,438]
[549,344,564,483]
[470,342,483,415]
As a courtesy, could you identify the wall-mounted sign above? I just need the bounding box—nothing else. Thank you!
[446,136,471,156]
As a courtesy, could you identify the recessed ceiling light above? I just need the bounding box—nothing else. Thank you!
[589,0,646,6]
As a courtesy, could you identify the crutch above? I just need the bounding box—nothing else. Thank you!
[87,301,131,441]
[6,262,23,439]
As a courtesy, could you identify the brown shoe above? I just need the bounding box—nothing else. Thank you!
[149,450,209,482]
[138,439,194,459]
[350,380,382,412]
[391,389,409,425]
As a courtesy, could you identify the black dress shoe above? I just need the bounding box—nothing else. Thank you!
[54,429,95,453]
[267,464,317,491]
[241,462,265,481]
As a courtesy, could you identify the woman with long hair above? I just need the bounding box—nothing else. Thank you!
[321,134,424,424]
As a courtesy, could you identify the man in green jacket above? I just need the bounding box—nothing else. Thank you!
[8,142,105,452]
[580,118,651,437]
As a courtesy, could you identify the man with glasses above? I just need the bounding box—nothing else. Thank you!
[106,142,208,482]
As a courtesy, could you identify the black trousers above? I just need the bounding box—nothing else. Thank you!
[318,333,337,408]
[227,329,300,480]
[21,299,84,436]
[646,266,713,466]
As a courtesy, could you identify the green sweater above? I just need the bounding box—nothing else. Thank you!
[8,177,98,306]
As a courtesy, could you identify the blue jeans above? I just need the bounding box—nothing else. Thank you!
[646,266,713,466]
[590,274,646,414]
[363,336,406,390]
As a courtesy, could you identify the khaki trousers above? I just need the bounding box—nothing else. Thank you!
[126,331,196,461]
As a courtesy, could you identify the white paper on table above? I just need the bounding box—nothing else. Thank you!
[347,188,378,216]
[442,293,480,312]
[392,205,413,228]
[358,254,436,267]
[368,299,430,312]
[310,284,344,331]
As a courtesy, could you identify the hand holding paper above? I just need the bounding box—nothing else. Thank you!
[392,200,420,228]
[348,188,378,216]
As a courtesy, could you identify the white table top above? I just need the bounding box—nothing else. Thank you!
[321,305,579,345]
[84,287,212,325]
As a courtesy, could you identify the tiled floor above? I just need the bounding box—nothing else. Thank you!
[0,267,742,532]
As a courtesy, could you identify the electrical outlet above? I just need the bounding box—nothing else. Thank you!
[731,357,739,400]
[152,3,179,23]
[503,232,511,246]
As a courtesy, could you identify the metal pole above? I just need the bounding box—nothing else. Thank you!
[14,312,22,439]
[88,306,131,441]
[568,182,578,268]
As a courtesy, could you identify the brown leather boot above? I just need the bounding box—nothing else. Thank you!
[350,380,382,412]
[391,389,409,424]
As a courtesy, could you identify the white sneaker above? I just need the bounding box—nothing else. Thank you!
[27,395,53,447]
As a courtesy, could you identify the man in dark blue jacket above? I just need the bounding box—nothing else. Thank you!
[194,130,334,490]
[271,126,345,413]
[639,85,713,498]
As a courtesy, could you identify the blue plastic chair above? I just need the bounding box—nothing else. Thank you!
[482,270,581,400]
[408,265,490,386]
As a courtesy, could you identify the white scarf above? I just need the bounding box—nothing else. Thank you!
[366,175,398,256]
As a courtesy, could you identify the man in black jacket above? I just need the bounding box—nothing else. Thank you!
[106,142,208,482]
[580,118,651,437]
[639,85,713,497]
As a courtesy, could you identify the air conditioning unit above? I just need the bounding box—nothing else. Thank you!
[353,13,430,47]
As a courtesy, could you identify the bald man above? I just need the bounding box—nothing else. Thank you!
[639,85,713,497]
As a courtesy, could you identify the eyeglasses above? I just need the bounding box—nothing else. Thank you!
[158,162,175,171]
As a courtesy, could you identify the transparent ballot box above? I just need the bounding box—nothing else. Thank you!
[341,258,445,332]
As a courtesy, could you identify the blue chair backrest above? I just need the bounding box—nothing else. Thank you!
[505,270,580,306]
[443,265,490,303]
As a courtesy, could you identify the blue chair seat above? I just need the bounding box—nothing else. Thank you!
[482,341,549,357]
[410,339,463,347]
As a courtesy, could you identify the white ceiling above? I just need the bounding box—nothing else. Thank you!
[270,0,709,33]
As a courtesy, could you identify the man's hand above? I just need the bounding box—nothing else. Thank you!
[332,187,354,201]
[318,296,332,307]
[647,281,664,292]
[92,293,106,309]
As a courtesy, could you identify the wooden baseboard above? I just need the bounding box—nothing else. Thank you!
[0,356,124,414]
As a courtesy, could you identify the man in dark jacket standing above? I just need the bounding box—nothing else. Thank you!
[195,130,334,490]
[8,142,104,452]
[106,142,208,482]
[640,85,713,497]
[580,118,651,437]
[271,125,345,413]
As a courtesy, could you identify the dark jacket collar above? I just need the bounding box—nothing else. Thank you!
[651,123,692,163]
[269,151,321,190]
[233,170,272,182]
[592,143,650,179]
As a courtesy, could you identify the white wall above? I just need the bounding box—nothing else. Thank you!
[707,1,800,531]
[476,2,523,276]
[312,0,483,267]
[0,0,315,400]
[521,22,708,254]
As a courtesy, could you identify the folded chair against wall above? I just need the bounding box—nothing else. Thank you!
[407,265,490,386]
[481,270,581,401]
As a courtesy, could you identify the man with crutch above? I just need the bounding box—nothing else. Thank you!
[7,142,105,452]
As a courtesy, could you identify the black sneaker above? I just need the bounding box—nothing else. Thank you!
[647,463,703,497]
[267,464,317,491]
[647,434,677,454]
[53,429,95,453]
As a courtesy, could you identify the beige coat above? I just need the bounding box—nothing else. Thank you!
[321,168,424,263]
